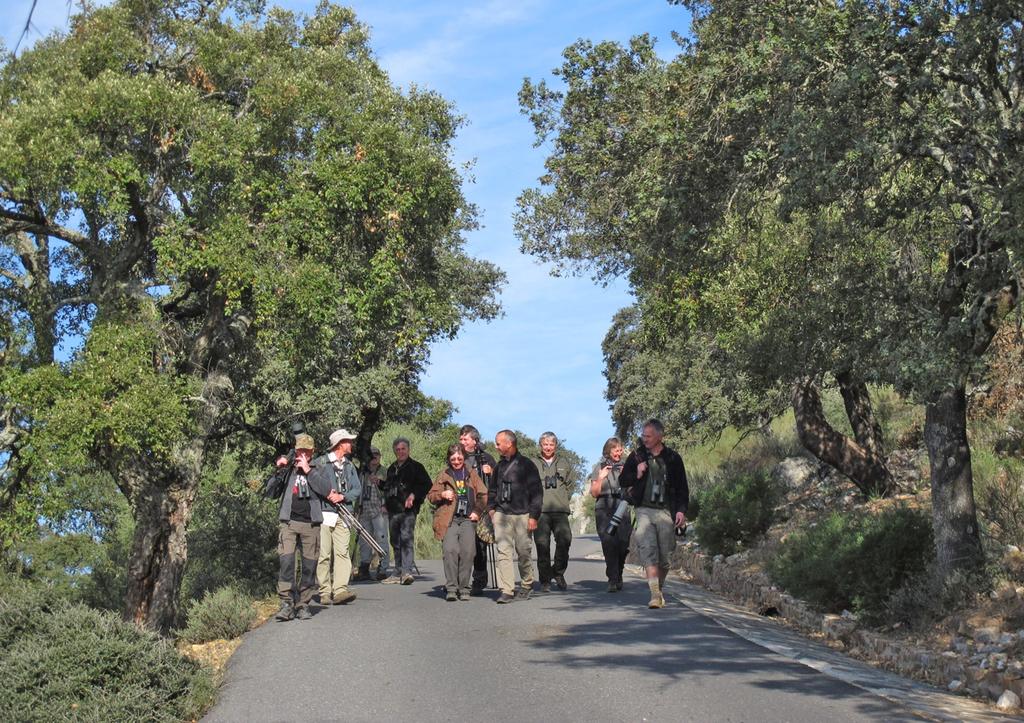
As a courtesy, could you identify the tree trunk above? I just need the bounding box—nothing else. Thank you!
[835,372,887,460]
[793,378,895,497]
[123,475,199,634]
[924,385,983,577]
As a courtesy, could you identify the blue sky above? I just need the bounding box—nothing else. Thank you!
[1,0,692,465]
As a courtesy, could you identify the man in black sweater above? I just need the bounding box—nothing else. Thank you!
[487,430,543,603]
[618,419,689,609]
[381,437,432,585]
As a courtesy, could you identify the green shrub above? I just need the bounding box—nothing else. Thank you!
[884,563,987,630]
[768,506,934,620]
[177,586,256,644]
[694,471,779,556]
[0,576,215,722]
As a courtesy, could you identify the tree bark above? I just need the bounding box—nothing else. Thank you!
[123,474,198,633]
[923,385,983,577]
[835,372,887,460]
[793,378,895,497]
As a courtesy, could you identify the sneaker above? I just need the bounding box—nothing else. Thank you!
[295,606,312,620]
[648,592,665,609]
[375,569,389,581]
[333,590,356,605]
[496,593,515,604]
[457,591,470,601]
[607,581,617,593]
[469,586,484,597]
[275,603,295,621]
[554,574,567,591]
[446,591,457,601]
[319,595,333,606]
[516,587,532,601]
[540,583,550,593]
[614,581,623,592]
[400,574,414,586]
[381,575,402,584]
[352,564,370,582]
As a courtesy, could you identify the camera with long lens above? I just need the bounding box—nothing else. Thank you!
[605,499,630,535]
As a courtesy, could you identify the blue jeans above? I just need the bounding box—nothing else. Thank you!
[358,512,390,572]
[389,510,417,576]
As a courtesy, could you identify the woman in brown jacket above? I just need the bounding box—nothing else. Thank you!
[427,443,488,601]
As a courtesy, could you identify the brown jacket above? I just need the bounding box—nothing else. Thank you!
[427,468,488,540]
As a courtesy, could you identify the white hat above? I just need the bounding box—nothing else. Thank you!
[329,429,357,448]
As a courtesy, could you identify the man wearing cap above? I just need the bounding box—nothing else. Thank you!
[314,429,362,606]
[354,446,389,581]
[267,434,344,621]
[381,437,431,585]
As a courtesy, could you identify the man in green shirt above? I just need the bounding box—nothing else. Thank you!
[531,432,578,592]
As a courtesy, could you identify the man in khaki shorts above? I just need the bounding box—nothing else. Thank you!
[618,419,689,609]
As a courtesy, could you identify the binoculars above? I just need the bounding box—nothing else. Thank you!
[543,474,559,490]
[455,496,469,517]
[500,480,512,503]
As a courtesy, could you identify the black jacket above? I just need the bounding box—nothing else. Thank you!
[383,457,432,515]
[264,460,334,524]
[618,445,689,518]
[487,452,543,519]
[464,448,497,486]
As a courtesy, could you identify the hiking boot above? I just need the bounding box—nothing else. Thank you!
[333,590,356,605]
[648,592,665,609]
[381,575,402,584]
[352,563,370,582]
[516,587,532,601]
[446,591,457,602]
[614,581,623,592]
[375,568,389,581]
[469,586,484,597]
[318,594,332,606]
[400,574,414,586]
[554,574,567,591]
[607,581,617,593]
[540,583,550,593]
[496,593,515,604]
[295,606,312,620]
[457,591,470,601]
[275,603,295,621]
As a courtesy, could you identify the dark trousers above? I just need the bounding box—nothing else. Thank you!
[472,536,488,589]
[595,505,632,584]
[277,520,320,608]
[389,510,417,575]
[534,512,572,583]
[442,517,477,594]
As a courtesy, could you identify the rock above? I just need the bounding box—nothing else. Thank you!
[772,457,817,490]
[974,626,1001,645]
[1007,661,1024,680]
[996,689,1021,711]
[948,679,964,693]
[1000,632,1017,646]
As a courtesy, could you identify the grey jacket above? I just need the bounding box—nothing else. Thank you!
[312,453,362,512]
[273,461,334,524]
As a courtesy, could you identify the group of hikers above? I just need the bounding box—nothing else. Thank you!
[264,420,689,621]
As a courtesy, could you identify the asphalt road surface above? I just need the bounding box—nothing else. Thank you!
[204,536,967,722]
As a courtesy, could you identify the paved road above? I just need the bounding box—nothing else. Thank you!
[205,536,988,722]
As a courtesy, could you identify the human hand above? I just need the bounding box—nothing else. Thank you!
[296,458,311,474]
[469,512,479,522]
[488,509,495,520]
[675,512,686,528]
[527,518,538,532]
[405,493,415,509]
[636,461,648,478]
[482,464,493,475]
[275,456,289,468]
[598,466,610,481]
[327,490,343,504]
[441,490,454,501]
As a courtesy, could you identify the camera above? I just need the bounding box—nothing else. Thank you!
[605,499,630,536]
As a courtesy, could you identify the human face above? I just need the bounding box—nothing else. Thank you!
[641,425,663,451]
[449,450,465,470]
[609,445,624,463]
[295,448,313,464]
[335,439,353,457]
[459,432,478,453]
[394,442,410,463]
[540,437,557,459]
[495,433,514,458]
[369,453,381,470]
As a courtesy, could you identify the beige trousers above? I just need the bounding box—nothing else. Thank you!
[493,511,534,595]
[317,519,352,598]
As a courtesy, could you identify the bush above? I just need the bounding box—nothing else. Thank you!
[884,564,987,630]
[694,471,779,556]
[0,576,215,722]
[177,586,256,644]
[768,506,934,620]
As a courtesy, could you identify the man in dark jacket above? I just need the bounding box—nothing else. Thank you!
[265,433,343,621]
[460,424,496,595]
[618,419,688,609]
[531,431,578,592]
[488,430,543,603]
[381,437,432,585]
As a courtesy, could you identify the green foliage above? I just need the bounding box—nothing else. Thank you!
[177,586,256,644]
[0,575,215,722]
[693,470,779,556]
[883,564,987,631]
[182,453,279,603]
[769,507,934,620]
